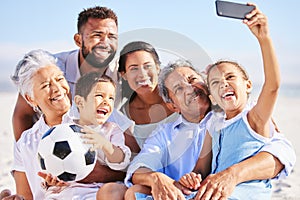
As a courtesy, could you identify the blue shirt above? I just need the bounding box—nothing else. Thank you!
[209,108,271,174]
[125,113,212,187]
[207,104,275,199]
[211,108,273,198]
[207,102,296,180]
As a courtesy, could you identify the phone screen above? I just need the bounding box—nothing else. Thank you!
[215,1,255,20]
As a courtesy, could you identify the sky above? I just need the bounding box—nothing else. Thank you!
[1,0,299,92]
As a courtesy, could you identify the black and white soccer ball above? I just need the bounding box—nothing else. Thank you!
[37,124,97,182]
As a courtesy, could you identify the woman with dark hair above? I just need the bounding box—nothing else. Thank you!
[118,41,178,148]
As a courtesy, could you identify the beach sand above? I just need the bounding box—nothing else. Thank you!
[0,92,299,199]
[0,93,17,193]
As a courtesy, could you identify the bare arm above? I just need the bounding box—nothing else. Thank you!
[13,171,33,200]
[38,161,126,185]
[193,132,212,178]
[78,161,126,183]
[195,151,283,200]
[228,151,283,182]
[124,129,140,154]
[12,94,35,141]
[245,5,280,137]
[195,7,283,200]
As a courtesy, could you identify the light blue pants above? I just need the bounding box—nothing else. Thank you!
[228,182,272,200]
[135,191,197,200]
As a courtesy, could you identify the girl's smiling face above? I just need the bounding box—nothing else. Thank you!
[208,62,252,116]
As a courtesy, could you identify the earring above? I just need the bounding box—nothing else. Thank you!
[33,105,39,112]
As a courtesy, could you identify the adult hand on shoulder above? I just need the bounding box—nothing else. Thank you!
[194,168,238,200]
[150,172,186,200]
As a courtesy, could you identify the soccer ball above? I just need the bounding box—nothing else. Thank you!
[37,124,97,182]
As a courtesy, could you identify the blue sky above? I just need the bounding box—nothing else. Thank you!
[1,0,299,91]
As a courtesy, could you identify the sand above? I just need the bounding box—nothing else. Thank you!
[0,92,299,199]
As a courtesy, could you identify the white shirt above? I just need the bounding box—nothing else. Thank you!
[44,122,131,199]
[85,123,131,170]
[12,112,73,199]
[120,103,179,148]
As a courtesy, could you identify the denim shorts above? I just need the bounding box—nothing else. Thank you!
[135,191,197,200]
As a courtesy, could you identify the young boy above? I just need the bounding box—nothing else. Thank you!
[74,72,131,168]
[45,71,131,200]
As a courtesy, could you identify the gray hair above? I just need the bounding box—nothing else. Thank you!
[158,59,200,103]
[11,49,57,108]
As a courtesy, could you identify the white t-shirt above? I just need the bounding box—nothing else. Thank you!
[12,112,73,199]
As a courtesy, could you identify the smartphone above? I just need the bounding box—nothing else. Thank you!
[215,0,255,20]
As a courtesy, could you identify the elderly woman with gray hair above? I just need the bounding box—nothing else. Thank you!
[7,49,72,200]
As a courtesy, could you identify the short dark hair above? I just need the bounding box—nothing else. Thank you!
[75,71,116,100]
[77,6,118,33]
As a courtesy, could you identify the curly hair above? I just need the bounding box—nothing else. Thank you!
[77,6,118,33]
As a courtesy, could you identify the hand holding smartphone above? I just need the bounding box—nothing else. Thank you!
[215,0,255,20]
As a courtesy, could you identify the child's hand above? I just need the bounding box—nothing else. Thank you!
[178,172,202,190]
[81,124,115,153]
[81,125,106,151]
[243,3,269,39]
[38,172,69,187]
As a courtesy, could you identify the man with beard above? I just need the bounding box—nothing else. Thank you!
[9,6,137,200]
[12,6,130,140]
[53,7,137,149]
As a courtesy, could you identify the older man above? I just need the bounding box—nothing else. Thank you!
[124,59,295,200]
